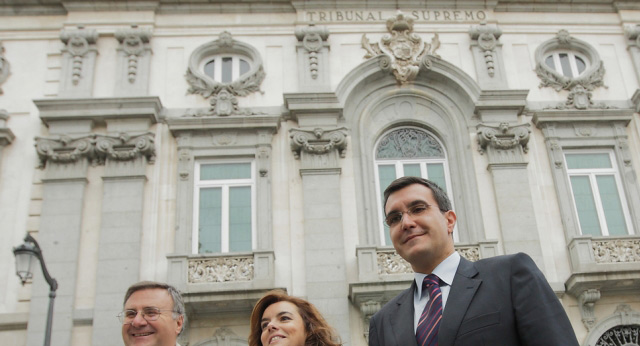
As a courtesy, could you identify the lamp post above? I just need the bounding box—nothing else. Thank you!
[13,233,58,346]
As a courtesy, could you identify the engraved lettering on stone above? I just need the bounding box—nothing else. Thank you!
[289,127,348,159]
[376,128,444,159]
[115,25,151,84]
[592,239,640,263]
[362,11,440,84]
[188,256,254,283]
[295,24,329,79]
[477,123,531,154]
[60,27,98,86]
[470,22,501,77]
[0,42,9,94]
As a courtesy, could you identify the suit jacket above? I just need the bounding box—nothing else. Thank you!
[368,253,579,346]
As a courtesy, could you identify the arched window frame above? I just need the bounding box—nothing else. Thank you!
[373,126,457,245]
[543,50,589,79]
[201,55,252,84]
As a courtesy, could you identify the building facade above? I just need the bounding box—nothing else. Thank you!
[0,1,639,345]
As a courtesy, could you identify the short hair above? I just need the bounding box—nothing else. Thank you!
[383,176,452,213]
[249,290,342,346]
[123,281,186,335]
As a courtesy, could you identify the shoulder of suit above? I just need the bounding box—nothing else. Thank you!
[374,284,414,315]
[471,252,531,268]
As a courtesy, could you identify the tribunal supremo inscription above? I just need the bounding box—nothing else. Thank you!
[303,10,488,23]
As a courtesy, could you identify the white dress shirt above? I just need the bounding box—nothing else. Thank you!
[413,251,461,332]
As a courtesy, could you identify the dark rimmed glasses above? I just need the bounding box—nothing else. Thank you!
[117,307,174,324]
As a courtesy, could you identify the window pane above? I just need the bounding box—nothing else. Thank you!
[199,188,222,253]
[201,163,251,180]
[596,175,627,236]
[378,165,396,245]
[229,186,252,252]
[545,55,555,70]
[575,56,586,74]
[240,59,250,76]
[427,163,447,194]
[222,57,232,83]
[570,176,601,236]
[403,163,421,177]
[559,53,573,77]
[566,153,612,169]
[204,60,215,79]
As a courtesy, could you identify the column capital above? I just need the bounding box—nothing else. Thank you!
[290,127,347,174]
[477,122,530,166]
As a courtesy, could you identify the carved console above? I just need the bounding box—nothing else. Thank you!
[0,109,15,148]
[115,25,152,96]
[469,22,508,88]
[59,26,99,98]
[295,24,330,90]
[476,122,531,166]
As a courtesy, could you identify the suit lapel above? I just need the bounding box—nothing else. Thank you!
[390,282,419,346]
[438,258,481,346]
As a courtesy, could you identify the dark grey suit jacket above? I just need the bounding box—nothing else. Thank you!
[368,253,579,346]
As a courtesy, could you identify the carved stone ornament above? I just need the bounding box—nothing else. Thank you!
[579,289,602,330]
[377,247,480,275]
[592,238,640,263]
[0,42,9,94]
[35,132,155,168]
[188,256,254,283]
[60,26,98,86]
[625,24,640,48]
[547,85,612,110]
[192,327,247,346]
[295,23,329,79]
[469,22,502,77]
[596,324,640,346]
[376,127,444,159]
[535,30,607,109]
[289,127,348,159]
[477,123,531,154]
[185,31,265,116]
[115,25,151,84]
[362,11,440,85]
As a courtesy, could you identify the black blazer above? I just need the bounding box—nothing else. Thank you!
[368,253,579,346]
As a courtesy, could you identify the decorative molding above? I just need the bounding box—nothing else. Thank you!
[592,238,640,263]
[376,127,444,159]
[185,31,265,116]
[295,23,329,80]
[35,132,155,168]
[477,122,531,154]
[578,288,601,330]
[584,304,640,346]
[376,247,481,276]
[60,26,98,86]
[469,22,501,77]
[0,109,15,146]
[115,25,151,84]
[289,127,348,159]
[0,42,9,94]
[535,30,606,109]
[625,24,640,48]
[362,11,440,84]
[188,256,254,283]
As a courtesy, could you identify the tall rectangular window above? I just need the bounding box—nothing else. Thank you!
[194,161,255,253]
[565,151,631,236]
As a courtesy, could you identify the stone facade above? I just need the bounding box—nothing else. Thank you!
[1,1,640,346]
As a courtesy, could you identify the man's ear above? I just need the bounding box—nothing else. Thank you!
[175,315,184,335]
[445,210,457,235]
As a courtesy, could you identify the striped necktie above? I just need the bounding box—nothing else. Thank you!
[416,274,442,346]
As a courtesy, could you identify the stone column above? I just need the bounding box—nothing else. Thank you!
[289,125,350,345]
[294,24,330,91]
[476,122,544,266]
[115,25,152,97]
[28,124,94,346]
[469,22,508,89]
[58,27,98,98]
[91,130,155,346]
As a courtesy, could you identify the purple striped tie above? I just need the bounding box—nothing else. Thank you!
[416,274,442,346]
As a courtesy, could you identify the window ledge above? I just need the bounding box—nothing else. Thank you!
[566,235,640,297]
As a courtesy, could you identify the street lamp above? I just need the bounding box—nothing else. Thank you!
[13,233,58,346]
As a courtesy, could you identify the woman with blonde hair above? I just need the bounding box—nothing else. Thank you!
[249,290,342,346]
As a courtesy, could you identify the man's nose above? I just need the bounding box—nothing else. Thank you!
[131,312,148,327]
[401,212,418,229]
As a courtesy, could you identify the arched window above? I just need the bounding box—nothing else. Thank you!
[544,51,588,78]
[374,127,454,245]
[202,55,251,84]
[595,325,640,346]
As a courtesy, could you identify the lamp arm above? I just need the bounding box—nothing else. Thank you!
[23,234,58,292]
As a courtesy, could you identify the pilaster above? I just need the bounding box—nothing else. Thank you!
[469,22,508,89]
[58,27,98,98]
[476,121,544,267]
[295,24,330,91]
[115,25,152,97]
[625,25,640,88]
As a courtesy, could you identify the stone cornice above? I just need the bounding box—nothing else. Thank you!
[166,113,281,135]
[34,97,162,126]
[474,89,529,112]
[532,108,634,128]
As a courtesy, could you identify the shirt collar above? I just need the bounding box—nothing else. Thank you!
[414,251,460,299]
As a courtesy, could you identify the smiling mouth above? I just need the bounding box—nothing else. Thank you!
[270,336,285,344]
[132,332,153,337]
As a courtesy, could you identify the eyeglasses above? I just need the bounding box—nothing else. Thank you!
[117,307,174,324]
[385,203,431,227]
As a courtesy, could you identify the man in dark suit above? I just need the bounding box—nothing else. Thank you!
[368,176,579,346]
